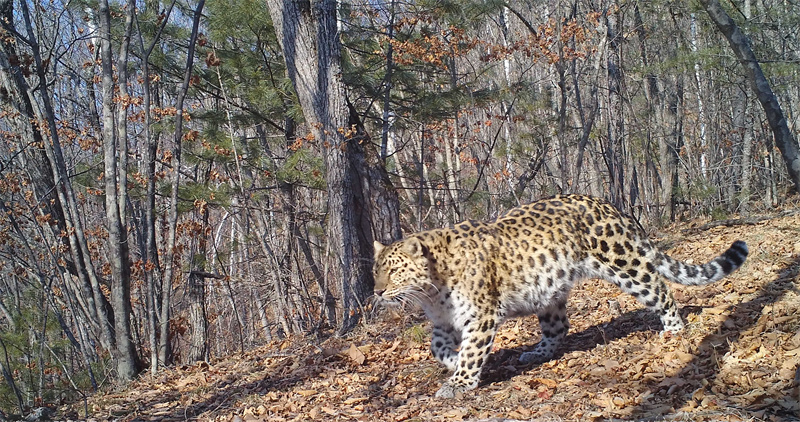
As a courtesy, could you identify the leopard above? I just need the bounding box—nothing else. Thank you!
[372,194,748,398]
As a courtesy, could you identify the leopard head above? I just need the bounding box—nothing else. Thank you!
[372,237,434,307]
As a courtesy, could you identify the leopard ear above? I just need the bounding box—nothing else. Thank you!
[373,240,385,257]
[401,237,423,257]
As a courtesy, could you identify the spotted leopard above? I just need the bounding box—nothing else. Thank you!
[373,194,748,398]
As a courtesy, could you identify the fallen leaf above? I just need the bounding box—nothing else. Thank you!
[346,343,367,365]
[442,407,466,418]
[297,389,318,397]
[528,377,558,388]
[343,397,368,405]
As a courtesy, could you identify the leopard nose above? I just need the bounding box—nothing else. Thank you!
[374,289,385,297]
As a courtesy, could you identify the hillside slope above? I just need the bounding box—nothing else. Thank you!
[64,213,800,421]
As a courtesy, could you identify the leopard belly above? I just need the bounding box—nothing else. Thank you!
[500,264,583,319]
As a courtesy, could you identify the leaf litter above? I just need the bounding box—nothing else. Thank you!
[62,213,800,421]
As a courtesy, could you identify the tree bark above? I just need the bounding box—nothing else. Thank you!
[346,100,403,245]
[134,0,176,375]
[699,0,800,195]
[159,0,206,366]
[0,0,116,353]
[98,0,140,382]
[186,272,209,362]
[603,7,626,209]
[380,0,396,163]
[266,0,400,333]
[666,77,686,221]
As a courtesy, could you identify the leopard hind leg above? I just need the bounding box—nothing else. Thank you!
[519,297,569,364]
[591,256,684,332]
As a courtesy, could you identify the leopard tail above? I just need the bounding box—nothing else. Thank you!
[654,240,748,286]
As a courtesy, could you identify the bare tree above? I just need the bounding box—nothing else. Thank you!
[699,0,800,195]
[159,0,206,366]
[98,0,140,381]
[134,0,177,376]
[265,0,400,333]
[603,5,626,209]
[0,0,117,357]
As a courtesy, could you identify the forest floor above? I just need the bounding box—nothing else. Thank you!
[62,210,800,422]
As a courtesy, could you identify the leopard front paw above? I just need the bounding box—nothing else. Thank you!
[434,378,478,398]
[435,382,468,399]
[435,382,458,399]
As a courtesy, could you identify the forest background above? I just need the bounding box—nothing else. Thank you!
[0,0,798,413]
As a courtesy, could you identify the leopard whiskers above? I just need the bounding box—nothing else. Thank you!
[391,287,431,310]
[421,281,441,295]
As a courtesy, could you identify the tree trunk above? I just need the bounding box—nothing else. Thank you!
[159,0,206,366]
[266,0,400,333]
[603,8,625,209]
[186,272,209,362]
[254,212,297,335]
[346,101,403,245]
[699,0,800,195]
[0,337,24,414]
[380,0,396,163]
[732,85,753,213]
[134,0,175,375]
[664,77,686,221]
[98,0,140,382]
[444,55,462,222]
[0,0,116,354]
[690,14,709,177]
[254,290,274,341]
[572,42,601,193]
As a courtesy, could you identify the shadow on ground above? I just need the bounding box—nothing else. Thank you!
[627,255,800,419]
[478,255,799,419]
